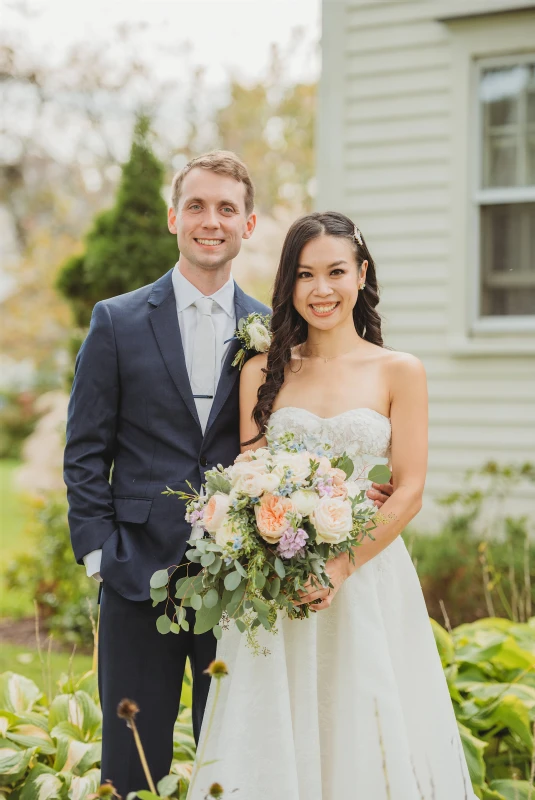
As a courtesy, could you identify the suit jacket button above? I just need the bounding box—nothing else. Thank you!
[200,457,208,467]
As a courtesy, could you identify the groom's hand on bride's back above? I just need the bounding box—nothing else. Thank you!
[367,478,393,508]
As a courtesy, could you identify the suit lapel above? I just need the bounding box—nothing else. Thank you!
[204,283,250,435]
[148,270,201,429]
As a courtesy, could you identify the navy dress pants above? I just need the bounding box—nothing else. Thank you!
[98,578,216,797]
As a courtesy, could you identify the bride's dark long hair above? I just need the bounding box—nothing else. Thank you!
[245,211,383,445]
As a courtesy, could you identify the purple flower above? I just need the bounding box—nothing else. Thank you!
[277,527,309,559]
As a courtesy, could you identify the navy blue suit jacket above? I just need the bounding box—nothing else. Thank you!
[64,268,270,601]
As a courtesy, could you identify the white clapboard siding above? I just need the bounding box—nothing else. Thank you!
[317,0,535,528]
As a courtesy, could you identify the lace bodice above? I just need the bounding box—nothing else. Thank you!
[267,406,391,464]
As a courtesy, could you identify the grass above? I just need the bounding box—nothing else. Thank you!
[0,459,35,618]
[0,642,94,694]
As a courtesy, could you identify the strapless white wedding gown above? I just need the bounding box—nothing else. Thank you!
[188,408,476,800]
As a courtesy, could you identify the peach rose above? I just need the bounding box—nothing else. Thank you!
[330,468,347,486]
[254,493,294,544]
[312,496,353,544]
[330,483,348,500]
[203,493,232,534]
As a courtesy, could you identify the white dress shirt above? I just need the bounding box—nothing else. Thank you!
[83,266,236,581]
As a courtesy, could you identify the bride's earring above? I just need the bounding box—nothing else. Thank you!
[360,283,366,290]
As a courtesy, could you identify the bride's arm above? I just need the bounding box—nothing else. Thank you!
[350,352,428,569]
[239,353,268,452]
[298,353,428,610]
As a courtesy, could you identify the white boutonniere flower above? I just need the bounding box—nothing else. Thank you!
[231,312,272,369]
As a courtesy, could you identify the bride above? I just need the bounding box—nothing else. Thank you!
[188,211,476,800]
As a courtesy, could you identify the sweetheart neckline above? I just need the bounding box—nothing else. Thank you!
[269,406,391,425]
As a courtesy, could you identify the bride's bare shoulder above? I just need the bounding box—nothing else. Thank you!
[381,350,427,397]
[240,353,268,387]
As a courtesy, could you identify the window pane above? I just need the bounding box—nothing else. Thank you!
[480,203,535,317]
[480,63,534,188]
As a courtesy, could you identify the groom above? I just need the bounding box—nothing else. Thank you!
[64,150,393,795]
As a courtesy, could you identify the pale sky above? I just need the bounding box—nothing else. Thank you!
[3,0,321,85]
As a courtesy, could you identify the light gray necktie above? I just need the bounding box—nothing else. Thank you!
[191,297,216,433]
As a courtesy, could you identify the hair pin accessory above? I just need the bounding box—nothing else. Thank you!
[354,225,363,246]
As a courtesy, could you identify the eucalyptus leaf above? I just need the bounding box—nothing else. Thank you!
[170,622,181,634]
[194,601,222,635]
[368,464,391,484]
[201,551,216,567]
[252,597,270,615]
[274,557,286,579]
[186,549,201,563]
[150,569,169,589]
[150,586,167,605]
[235,561,247,578]
[213,625,222,640]
[180,618,190,632]
[208,556,222,575]
[204,588,220,609]
[262,563,270,576]
[224,570,242,591]
[255,571,266,590]
[156,615,172,635]
[236,619,246,633]
[269,577,281,598]
[190,593,202,611]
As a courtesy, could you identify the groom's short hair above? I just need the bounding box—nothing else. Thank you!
[171,150,255,215]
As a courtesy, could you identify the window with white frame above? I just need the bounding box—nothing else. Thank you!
[478,57,535,318]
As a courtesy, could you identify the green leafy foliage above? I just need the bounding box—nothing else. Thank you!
[408,462,535,628]
[431,617,535,796]
[56,115,177,328]
[5,493,98,646]
[0,390,39,459]
[0,667,196,798]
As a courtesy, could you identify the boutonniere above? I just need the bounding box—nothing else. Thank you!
[231,312,272,370]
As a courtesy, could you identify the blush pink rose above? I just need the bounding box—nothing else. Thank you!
[312,497,353,544]
[255,494,294,544]
[203,493,232,534]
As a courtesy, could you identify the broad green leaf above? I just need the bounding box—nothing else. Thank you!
[206,474,231,495]
[368,464,391,484]
[489,780,533,800]
[0,672,41,714]
[180,618,189,632]
[53,737,101,774]
[185,549,201,563]
[150,586,167,605]
[7,721,56,755]
[19,763,63,800]
[49,692,101,740]
[190,594,202,611]
[176,577,198,600]
[491,637,535,672]
[136,792,161,800]
[150,569,169,589]
[224,571,242,591]
[430,619,455,667]
[68,768,101,800]
[482,694,533,749]
[200,551,215,567]
[170,623,181,634]
[193,601,222,635]
[269,577,281,598]
[336,454,354,480]
[458,721,487,787]
[156,615,172,635]
[157,774,180,797]
[0,745,36,783]
[274,558,286,579]
[203,589,220,609]
[254,572,266,590]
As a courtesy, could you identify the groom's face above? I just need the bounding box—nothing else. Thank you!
[168,167,256,273]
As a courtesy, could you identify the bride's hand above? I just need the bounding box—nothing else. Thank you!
[294,553,352,611]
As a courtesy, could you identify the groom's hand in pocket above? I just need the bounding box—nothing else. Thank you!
[367,477,393,508]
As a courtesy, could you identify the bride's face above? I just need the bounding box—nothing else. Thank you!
[292,234,366,331]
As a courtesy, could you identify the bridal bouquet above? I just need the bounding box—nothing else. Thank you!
[151,434,390,652]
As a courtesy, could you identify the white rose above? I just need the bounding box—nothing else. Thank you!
[203,492,232,534]
[215,516,238,547]
[312,497,353,544]
[290,489,319,518]
[272,451,312,484]
[231,461,279,498]
[247,321,271,352]
[316,456,333,476]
